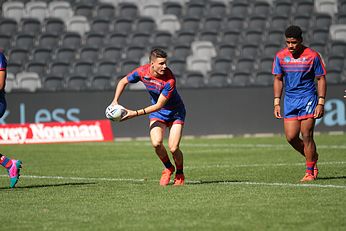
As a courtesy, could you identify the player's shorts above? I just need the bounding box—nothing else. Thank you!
[284,94,317,121]
[0,94,6,118]
[149,104,186,127]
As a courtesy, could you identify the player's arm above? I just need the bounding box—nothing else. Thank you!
[314,75,327,119]
[0,70,5,91]
[121,93,169,121]
[111,76,129,105]
[273,74,283,119]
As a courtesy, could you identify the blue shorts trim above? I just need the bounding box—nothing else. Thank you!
[149,105,186,126]
[284,94,317,121]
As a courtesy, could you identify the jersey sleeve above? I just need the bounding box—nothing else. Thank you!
[126,68,141,83]
[272,56,282,75]
[313,53,326,77]
[0,53,7,71]
[161,79,175,99]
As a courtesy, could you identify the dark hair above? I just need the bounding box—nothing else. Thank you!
[285,25,303,39]
[150,48,167,61]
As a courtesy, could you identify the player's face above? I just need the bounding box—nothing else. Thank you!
[151,57,167,76]
[286,37,302,55]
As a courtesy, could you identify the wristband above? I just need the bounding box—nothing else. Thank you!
[318,97,325,105]
[274,97,280,106]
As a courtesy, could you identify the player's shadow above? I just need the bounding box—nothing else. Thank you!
[0,182,95,190]
[315,176,346,180]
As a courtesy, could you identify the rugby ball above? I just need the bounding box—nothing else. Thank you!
[105,104,127,122]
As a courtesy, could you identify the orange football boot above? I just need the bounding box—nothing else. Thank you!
[173,174,185,186]
[300,173,315,182]
[160,167,175,186]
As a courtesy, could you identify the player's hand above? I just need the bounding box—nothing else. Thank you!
[274,105,282,119]
[314,104,324,119]
[120,109,136,121]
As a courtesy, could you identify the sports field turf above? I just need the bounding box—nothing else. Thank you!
[1,134,345,231]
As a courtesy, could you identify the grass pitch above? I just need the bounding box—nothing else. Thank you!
[1,134,346,231]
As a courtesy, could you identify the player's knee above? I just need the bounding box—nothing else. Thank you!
[168,145,179,154]
[151,140,164,149]
[286,134,298,144]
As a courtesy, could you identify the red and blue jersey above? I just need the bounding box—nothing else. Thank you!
[126,64,184,109]
[0,52,7,71]
[272,47,326,98]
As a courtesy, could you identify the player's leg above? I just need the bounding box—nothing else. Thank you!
[149,120,175,186]
[284,119,304,156]
[300,118,318,180]
[168,123,185,186]
[0,153,22,188]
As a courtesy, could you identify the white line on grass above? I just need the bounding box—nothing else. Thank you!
[1,174,345,189]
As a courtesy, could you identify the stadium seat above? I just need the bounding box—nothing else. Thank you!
[336,13,346,24]
[48,1,73,19]
[242,30,264,45]
[207,71,230,87]
[234,56,255,72]
[48,61,70,77]
[20,18,41,35]
[295,0,314,15]
[37,33,60,48]
[261,42,282,57]
[66,16,90,35]
[168,57,186,76]
[140,0,163,17]
[0,34,11,50]
[119,59,139,75]
[13,33,35,49]
[84,32,105,48]
[257,56,274,72]
[2,1,25,22]
[152,30,172,46]
[252,1,271,16]
[327,55,345,72]
[6,61,23,75]
[43,17,65,35]
[325,69,342,84]
[221,29,241,44]
[95,60,117,76]
[239,43,259,57]
[16,71,42,92]
[191,41,216,60]
[171,44,191,59]
[118,2,138,19]
[330,25,346,42]
[292,14,311,32]
[224,16,245,31]
[71,60,94,76]
[212,56,233,74]
[207,1,227,18]
[25,1,48,22]
[230,71,253,87]
[253,71,273,86]
[31,47,53,62]
[156,14,180,35]
[247,15,267,31]
[180,16,201,33]
[25,61,46,76]
[269,14,289,30]
[312,13,332,29]
[203,16,223,32]
[111,17,133,34]
[217,43,237,59]
[184,71,205,88]
[54,47,76,62]
[186,1,205,17]
[42,75,65,91]
[266,29,284,43]
[95,3,116,20]
[90,18,111,34]
[4,72,17,92]
[310,28,330,43]
[186,55,211,76]
[74,2,93,18]
[101,45,123,60]
[329,41,346,57]
[273,0,292,17]
[163,1,182,17]
[89,74,113,90]
[77,46,99,62]
[309,41,327,56]
[60,32,82,49]
[229,0,249,17]
[135,16,157,33]
[125,45,146,60]
[175,30,196,45]
[66,74,89,91]
[8,48,29,64]
[106,32,128,47]
[0,18,18,36]
[315,0,338,16]
[129,32,151,46]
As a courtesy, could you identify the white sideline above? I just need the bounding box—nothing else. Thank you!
[1,174,345,189]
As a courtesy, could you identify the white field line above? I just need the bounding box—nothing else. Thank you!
[0,174,345,189]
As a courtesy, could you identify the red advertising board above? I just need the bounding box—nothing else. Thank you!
[0,120,114,144]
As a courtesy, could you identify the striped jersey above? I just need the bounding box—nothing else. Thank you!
[126,64,184,109]
[272,46,326,98]
[0,52,7,71]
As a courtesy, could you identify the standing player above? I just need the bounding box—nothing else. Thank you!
[272,25,327,182]
[0,51,22,188]
[111,48,186,186]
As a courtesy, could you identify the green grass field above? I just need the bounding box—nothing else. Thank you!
[1,134,346,231]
